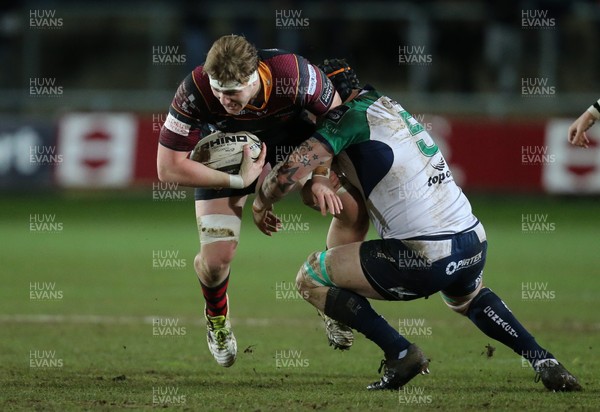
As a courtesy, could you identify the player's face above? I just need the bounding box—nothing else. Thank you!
[211,82,258,115]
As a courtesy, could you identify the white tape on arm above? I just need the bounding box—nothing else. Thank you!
[587,99,600,120]
[229,174,244,189]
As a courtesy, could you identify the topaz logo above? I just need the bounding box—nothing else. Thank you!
[427,170,452,187]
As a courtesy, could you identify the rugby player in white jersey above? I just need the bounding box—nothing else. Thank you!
[251,59,581,392]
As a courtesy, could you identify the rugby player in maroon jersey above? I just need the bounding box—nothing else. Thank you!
[156,34,343,367]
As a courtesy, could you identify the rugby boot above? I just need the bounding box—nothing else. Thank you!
[534,359,582,391]
[205,308,237,367]
[318,309,354,350]
[367,344,430,390]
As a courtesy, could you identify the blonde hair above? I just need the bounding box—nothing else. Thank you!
[204,35,259,84]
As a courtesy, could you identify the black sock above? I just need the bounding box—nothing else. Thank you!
[467,288,554,364]
[324,287,410,358]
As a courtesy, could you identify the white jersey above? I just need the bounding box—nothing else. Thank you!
[315,87,477,239]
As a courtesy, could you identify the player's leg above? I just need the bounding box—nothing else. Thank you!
[296,242,429,390]
[300,174,369,349]
[195,194,246,367]
[440,224,581,391]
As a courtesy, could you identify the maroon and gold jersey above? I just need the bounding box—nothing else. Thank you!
[159,49,336,152]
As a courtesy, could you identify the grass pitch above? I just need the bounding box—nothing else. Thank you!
[0,192,598,411]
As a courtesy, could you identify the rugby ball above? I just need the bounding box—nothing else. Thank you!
[190,131,262,174]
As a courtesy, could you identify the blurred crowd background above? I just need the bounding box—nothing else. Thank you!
[1,0,599,193]
[1,0,598,116]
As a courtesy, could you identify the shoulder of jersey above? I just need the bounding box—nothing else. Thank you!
[258,48,292,59]
[258,49,303,78]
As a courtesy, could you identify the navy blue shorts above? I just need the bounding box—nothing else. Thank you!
[194,117,316,201]
[359,223,487,301]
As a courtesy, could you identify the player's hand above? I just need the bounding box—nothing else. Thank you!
[310,175,343,216]
[239,143,267,187]
[252,201,280,236]
[568,111,594,148]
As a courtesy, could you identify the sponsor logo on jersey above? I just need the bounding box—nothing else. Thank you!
[164,113,191,136]
[431,159,446,171]
[427,158,452,186]
[428,170,452,187]
[319,79,334,107]
[325,105,349,124]
[445,251,483,275]
[307,65,317,95]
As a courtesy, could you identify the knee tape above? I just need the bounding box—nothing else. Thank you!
[441,283,484,315]
[301,251,336,287]
[198,214,241,245]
